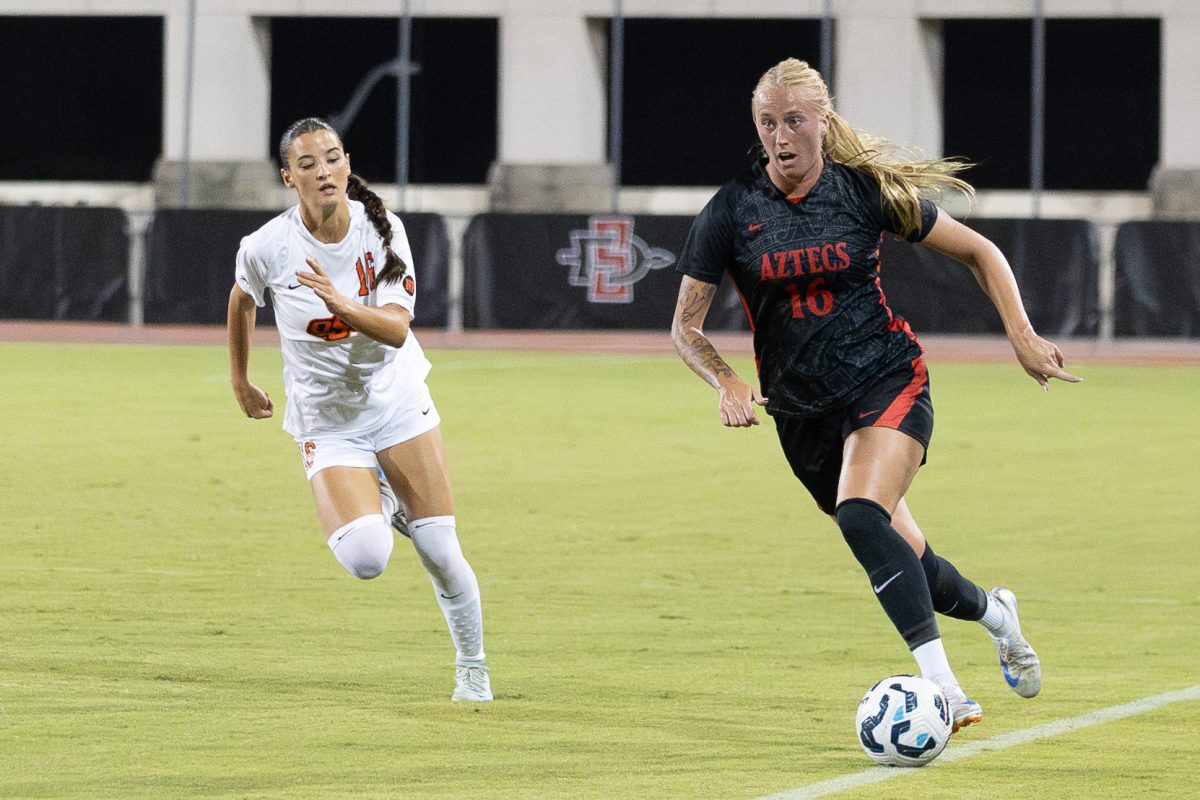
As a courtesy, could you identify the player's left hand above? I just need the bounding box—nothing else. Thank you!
[295,257,351,316]
[1012,330,1082,391]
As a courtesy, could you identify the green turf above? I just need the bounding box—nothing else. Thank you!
[1,341,1197,799]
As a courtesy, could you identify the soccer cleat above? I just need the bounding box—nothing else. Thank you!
[389,505,411,539]
[376,468,411,539]
[940,684,983,733]
[988,586,1042,698]
[452,659,492,702]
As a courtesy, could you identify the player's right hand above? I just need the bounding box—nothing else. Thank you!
[233,381,274,419]
[717,378,767,428]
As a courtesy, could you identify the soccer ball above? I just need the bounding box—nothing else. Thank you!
[855,674,952,767]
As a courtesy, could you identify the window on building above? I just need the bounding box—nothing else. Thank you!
[616,18,825,186]
[942,17,1160,190]
[1,16,163,181]
[271,17,498,185]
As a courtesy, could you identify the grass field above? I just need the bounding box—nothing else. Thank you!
[1,340,1198,799]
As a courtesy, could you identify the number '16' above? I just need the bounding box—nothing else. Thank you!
[355,252,376,297]
[786,277,834,318]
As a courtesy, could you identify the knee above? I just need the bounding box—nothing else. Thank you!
[348,559,387,580]
[408,516,471,580]
[834,497,892,543]
[328,515,395,580]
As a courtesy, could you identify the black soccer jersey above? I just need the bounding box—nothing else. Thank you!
[677,157,939,419]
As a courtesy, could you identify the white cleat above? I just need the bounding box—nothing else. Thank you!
[376,468,411,539]
[940,684,984,733]
[452,659,492,703]
[988,587,1042,698]
[389,505,411,539]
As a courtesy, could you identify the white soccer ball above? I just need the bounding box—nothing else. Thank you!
[855,674,952,767]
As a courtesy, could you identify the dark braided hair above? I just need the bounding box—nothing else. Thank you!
[346,173,406,283]
[278,117,408,284]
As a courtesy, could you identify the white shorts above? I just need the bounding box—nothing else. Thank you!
[295,381,441,480]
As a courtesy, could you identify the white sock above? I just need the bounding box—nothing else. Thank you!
[375,467,400,518]
[408,516,484,662]
[328,514,394,580]
[979,593,1010,635]
[912,639,958,689]
[379,488,399,519]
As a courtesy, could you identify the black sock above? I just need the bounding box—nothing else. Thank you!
[919,543,987,621]
[835,498,939,649]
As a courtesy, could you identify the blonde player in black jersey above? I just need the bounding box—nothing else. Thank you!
[227,118,490,702]
[672,59,1079,731]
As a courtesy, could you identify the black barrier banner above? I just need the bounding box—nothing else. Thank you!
[1113,221,1200,337]
[144,209,451,326]
[144,209,278,325]
[401,212,450,328]
[878,218,1099,336]
[0,205,128,321]
[461,213,748,330]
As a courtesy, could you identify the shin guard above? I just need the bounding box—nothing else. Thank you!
[835,498,939,649]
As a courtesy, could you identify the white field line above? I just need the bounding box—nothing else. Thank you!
[752,684,1200,800]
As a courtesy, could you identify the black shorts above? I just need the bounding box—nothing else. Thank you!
[773,356,933,515]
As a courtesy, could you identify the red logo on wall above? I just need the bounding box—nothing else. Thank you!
[555,216,676,303]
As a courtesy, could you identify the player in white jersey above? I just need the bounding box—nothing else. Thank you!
[226,118,491,702]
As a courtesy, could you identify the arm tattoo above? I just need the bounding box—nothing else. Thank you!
[676,280,711,328]
[689,338,736,383]
[673,280,736,387]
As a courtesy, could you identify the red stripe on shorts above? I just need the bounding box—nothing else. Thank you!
[874,357,927,429]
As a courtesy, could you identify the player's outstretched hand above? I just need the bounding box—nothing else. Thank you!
[233,381,274,419]
[1012,330,1082,391]
[296,257,350,316]
[717,377,768,427]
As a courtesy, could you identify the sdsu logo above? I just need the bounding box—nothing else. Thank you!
[555,216,676,303]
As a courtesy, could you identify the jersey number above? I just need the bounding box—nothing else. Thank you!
[786,278,834,318]
[355,252,376,297]
[306,315,354,341]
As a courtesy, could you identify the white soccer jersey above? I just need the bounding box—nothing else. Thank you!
[235,199,432,437]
